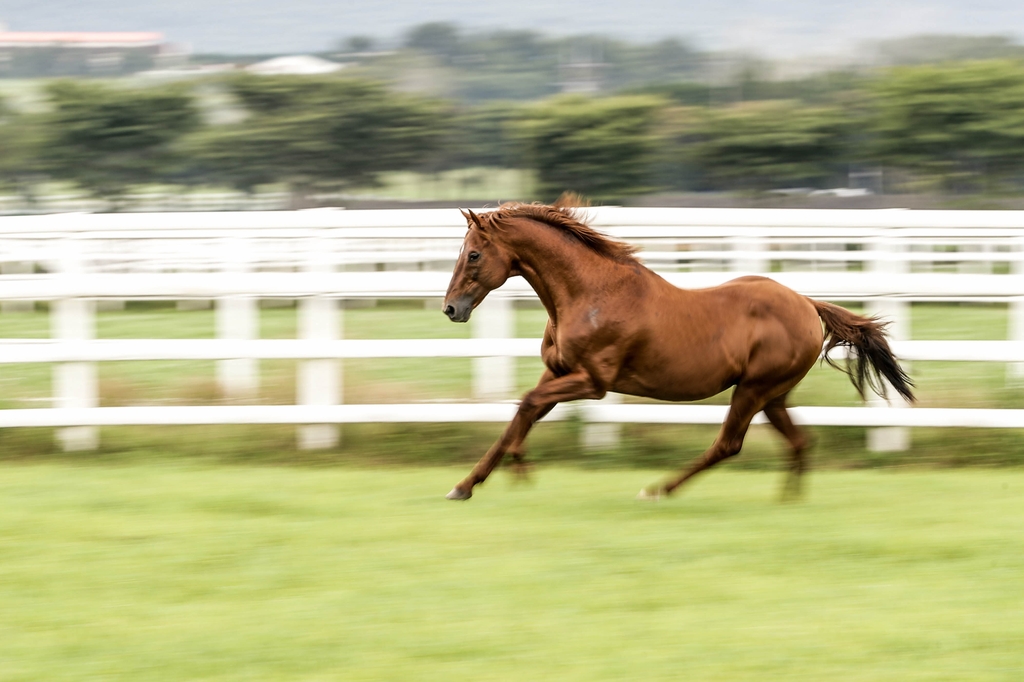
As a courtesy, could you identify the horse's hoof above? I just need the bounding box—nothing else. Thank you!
[446,487,472,501]
[509,462,534,485]
[636,487,662,501]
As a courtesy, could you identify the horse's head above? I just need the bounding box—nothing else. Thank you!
[443,209,516,323]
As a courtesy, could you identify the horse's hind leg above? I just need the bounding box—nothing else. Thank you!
[646,384,766,497]
[762,393,811,501]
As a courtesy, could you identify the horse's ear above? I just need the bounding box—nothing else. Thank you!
[464,209,486,232]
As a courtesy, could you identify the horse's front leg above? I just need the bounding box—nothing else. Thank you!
[506,403,553,481]
[507,370,557,480]
[446,370,603,500]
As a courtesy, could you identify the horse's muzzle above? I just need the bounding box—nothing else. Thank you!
[442,296,473,323]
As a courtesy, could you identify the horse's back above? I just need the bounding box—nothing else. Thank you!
[716,276,819,323]
[651,274,817,331]
[695,276,822,360]
[611,275,822,400]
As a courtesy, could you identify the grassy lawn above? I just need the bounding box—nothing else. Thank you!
[0,464,1021,681]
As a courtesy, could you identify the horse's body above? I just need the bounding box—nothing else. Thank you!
[443,203,914,501]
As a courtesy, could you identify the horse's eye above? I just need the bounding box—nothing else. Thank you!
[468,252,481,262]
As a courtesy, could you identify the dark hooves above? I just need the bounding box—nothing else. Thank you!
[446,487,472,501]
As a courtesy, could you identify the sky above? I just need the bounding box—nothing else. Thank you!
[1,0,1023,56]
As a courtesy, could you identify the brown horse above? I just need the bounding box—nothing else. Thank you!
[442,203,914,501]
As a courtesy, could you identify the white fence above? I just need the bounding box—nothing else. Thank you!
[1,207,1022,452]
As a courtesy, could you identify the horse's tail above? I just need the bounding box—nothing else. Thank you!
[812,299,915,403]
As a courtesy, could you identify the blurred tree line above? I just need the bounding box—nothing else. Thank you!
[338,22,701,103]
[4,58,1024,203]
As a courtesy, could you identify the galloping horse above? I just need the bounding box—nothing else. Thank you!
[442,203,914,501]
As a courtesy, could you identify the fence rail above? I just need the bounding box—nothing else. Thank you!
[1,207,1022,453]
[3,271,1024,299]
[0,338,1021,363]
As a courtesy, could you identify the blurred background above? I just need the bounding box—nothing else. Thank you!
[2,2,1024,210]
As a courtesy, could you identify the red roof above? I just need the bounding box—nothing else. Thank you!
[0,32,164,45]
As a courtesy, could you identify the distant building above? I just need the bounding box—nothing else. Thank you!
[0,28,185,77]
[245,55,344,76]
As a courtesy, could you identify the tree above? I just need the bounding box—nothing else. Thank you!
[187,75,450,194]
[516,95,666,200]
[41,81,200,201]
[646,104,705,192]
[872,35,1024,66]
[602,38,701,92]
[342,36,374,53]
[689,101,852,191]
[871,60,1024,191]
[0,96,46,202]
[452,30,559,102]
[404,23,462,62]
[434,101,529,171]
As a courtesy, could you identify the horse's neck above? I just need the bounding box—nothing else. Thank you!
[507,227,630,322]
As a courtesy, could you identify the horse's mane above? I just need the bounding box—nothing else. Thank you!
[482,202,640,263]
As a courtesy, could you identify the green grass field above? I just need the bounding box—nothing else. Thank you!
[1,464,1021,681]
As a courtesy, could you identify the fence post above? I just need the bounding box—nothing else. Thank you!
[1,262,33,312]
[216,237,258,400]
[472,294,514,401]
[297,236,341,449]
[730,235,769,274]
[958,243,992,275]
[582,392,622,451]
[1010,237,1024,382]
[52,238,98,451]
[867,233,911,452]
